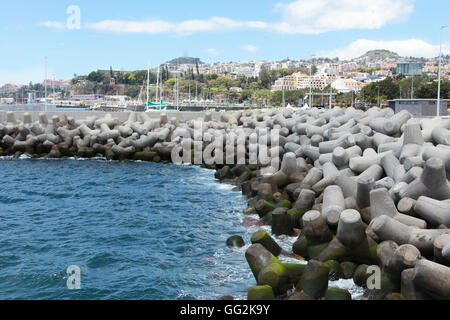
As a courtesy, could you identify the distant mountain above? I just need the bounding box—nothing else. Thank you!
[165,57,204,65]
[358,50,400,60]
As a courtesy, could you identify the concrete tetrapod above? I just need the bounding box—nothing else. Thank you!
[369,215,450,257]
[317,210,379,265]
[412,259,450,299]
[245,244,306,294]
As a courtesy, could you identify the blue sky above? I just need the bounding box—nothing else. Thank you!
[0,0,449,85]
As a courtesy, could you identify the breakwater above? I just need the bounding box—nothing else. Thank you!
[0,107,450,300]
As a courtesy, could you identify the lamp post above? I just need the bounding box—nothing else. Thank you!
[437,25,450,116]
[351,90,354,108]
[329,84,332,109]
[282,70,285,108]
[310,54,316,108]
[44,56,48,111]
[377,86,380,108]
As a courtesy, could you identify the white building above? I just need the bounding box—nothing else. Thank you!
[331,78,361,93]
[230,87,243,93]
[272,77,297,91]
[233,66,258,78]
[272,73,336,91]
[0,98,15,104]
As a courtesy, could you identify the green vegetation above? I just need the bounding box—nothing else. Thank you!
[352,66,383,74]
[72,68,449,106]
[27,52,446,107]
[358,50,400,60]
[165,57,203,65]
[70,66,306,104]
[361,76,450,104]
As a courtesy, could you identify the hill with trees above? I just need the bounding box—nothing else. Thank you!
[357,50,400,60]
[165,57,204,65]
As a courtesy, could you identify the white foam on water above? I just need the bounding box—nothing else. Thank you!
[73,156,107,161]
[329,278,365,300]
[215,183,235,191]
[18,154,31,160]
[275,234,300,254]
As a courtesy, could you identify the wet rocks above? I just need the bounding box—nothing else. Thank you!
[226,236,245,248]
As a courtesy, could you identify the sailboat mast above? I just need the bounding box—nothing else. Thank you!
[156,65,160,105]
[44,56,48,111]
[176,58,179,111]
[159,66,163,104]
[146,62,150,106]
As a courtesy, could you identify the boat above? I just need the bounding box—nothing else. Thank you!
[144,63,170,112]
[89,102,127,111]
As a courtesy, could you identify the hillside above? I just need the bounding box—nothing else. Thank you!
[358,50,400,60]
[165,57,204,65]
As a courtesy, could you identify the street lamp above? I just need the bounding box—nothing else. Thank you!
[282,70,285,108]
[310,54,316,108]
[44,56,48,111]
[377,86,380,108]
[437,24,450,116]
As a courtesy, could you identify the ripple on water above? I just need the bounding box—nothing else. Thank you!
[0,159,362,300]
[0,159,253,300]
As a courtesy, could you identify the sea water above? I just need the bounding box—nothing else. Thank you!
[0,158,363,300]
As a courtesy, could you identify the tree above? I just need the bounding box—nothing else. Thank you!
[416,79,450,99]
[252,89,272,105]
[259,70,273,89]
[398,76,428,99]
[270,90,307,106]
[249,82,261,91]
[195,60,200,77]
[361,77,400,104]
[124,85,141,98]
[258,69,292,90]
[165,79,177,87]
[87,71,105,83]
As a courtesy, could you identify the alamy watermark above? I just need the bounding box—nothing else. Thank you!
[66,265,81,290]
[66,5,81,30]
[366,266,381,290]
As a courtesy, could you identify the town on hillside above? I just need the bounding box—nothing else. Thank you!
[1,50,449,110]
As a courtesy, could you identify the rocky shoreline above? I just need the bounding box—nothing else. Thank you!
[1,108,450,300]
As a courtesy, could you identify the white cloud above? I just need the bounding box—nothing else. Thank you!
[41,21,66,30]
[316,38,450,60]
[86,17,266,35]
[274,0,414,34]
[42,0,413,35]
[243,45,259,53]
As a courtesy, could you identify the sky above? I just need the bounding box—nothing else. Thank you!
[0,0,449,85]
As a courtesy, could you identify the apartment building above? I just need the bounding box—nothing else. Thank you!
[271,73,336,91]
[331,78,364,93]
